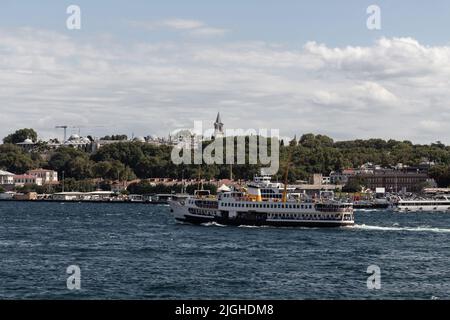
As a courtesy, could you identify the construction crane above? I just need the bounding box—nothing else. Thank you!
[55,125,68,142]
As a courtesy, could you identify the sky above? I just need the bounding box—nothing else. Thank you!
[1,1,450,143]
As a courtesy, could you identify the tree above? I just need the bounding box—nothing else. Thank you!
[91,142,144,168]
[0,144,35,173]
[47,147,91,178]
[100,134,128,141]
[66,156,93,180]
[342,178,365,193]
[429,165,450,187]
[107,160,136,181]
[3,128,38,144]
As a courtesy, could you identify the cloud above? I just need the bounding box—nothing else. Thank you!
[162,19,205,30]
[127,18,228,38]
[188,27,228,38]
[1,29,450,144]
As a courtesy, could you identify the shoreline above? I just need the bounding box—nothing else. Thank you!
[0,199,168,205]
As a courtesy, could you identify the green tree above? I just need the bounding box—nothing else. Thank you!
[0,144,35,173]
[429,165,450,187]
[3,128,38,144]
[47,147,93,179]
[66,156,93,180]
[342,177,366,193]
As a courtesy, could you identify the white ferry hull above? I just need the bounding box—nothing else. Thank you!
[169,200,354,228]
[395,205,450,213]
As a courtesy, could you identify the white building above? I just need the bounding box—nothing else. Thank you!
[26,169,58,184]
[13,175,43,186]
[0,170,15,185]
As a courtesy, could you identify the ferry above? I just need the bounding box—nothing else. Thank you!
[168,187,354,228]
[395,195,450,212]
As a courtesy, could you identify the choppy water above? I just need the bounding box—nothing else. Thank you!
[0,202,449,299]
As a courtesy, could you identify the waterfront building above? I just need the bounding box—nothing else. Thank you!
[26,169,58,184]
[330,169,356,185]
[51,191,115,201]
[283,173,343,197]
[347,170,428,193]
[13,192,38,201]
[13,175,43,186]
[311,173,331,185]
[0,170,15,185]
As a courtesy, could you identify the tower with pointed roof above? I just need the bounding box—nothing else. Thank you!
[213,112,224,138]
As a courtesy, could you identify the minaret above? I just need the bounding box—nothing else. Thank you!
[214,112,224,138]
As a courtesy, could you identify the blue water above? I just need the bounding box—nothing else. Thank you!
[0,202,449,299]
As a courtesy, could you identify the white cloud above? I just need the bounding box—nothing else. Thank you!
[188,27,228,38]
[162,19,205,30]
[127,18,228,38]
[1,29,450,144]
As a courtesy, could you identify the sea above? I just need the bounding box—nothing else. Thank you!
[0,201,449,299]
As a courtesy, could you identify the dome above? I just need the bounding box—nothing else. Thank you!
[23,138,33,144]
[176,129,195,138]
[134,136,146,142]
[69,134,80,140]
